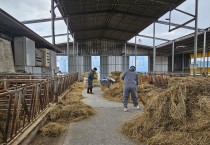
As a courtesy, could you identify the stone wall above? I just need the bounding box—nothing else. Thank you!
[0,38,15,73]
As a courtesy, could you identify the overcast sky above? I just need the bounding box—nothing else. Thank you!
[0,0,209,46]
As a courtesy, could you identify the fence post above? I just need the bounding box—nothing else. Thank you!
[54,78,58,102]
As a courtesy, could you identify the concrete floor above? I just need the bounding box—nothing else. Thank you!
[62,87,143,145]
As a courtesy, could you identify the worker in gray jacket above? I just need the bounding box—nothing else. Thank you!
[121,66,139,112]
[87,67,97,94]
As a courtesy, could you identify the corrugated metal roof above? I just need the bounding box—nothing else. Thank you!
[157,29,210,54]
[0,9,61,53]
[55,0,186,42]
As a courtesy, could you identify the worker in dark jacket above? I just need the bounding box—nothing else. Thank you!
[87,67,97,94]
[121,66,139,112]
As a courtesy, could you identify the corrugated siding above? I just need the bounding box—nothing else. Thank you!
[155,56,168,72]
[100,56,109,78]
[123,45,150,56]
[100,56,125,78]
[69,55,91,74]
[81,56,91,74]
[108,56,124,73]
[78,40,123,56]
[168,54,190,72]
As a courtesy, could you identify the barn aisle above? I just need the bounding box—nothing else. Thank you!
[62,87,144,145]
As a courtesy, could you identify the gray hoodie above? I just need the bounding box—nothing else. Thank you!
[121,67,138,88]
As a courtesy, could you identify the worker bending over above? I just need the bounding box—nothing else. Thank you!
[121,66,139,112]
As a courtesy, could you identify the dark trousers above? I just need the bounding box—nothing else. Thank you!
[87,80,93,93]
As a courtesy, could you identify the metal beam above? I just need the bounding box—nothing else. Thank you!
[174,8,195,17]
[170,17,195,32]
[62,1,173,7]
[172,41,175,72]
[147,0,176,5]
[73,33,75,73]
[203,31,207,72]
[67,17,70,74]
[77,42,79,77]
[125,43,127,70]
[193,0,198,76]
[51,0,55,45]
[137,34,170,42]
[182,53,185,72]
[21,17,64,24]
[75,27,134,34]
[153,22,156,81]
[156,20,204,31]
[68,9,156,19]
[42,33,70,38]
[76,37,125,43]
[135,35,137,68]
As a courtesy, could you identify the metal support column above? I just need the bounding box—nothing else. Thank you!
[207,52,209,76]
[66,18,70,74]
[182,53,185,72]
[76,43,78,73]
[51,0,55,45]
[153,23,156,81]
[203,31,206,73]
[115,56,116,71]
[206,52,209,76]
[77,43,80,80]
[125,43,127,70]
[72,33,75,73]
[172,41,175,72]
[193,0,198,76]
[135,36,137,68]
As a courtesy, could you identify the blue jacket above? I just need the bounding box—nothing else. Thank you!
[121,67,138,87]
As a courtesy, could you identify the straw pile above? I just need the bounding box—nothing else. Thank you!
[49,101,94,122]
[82,72,89,78]
[122,77,210,145]
[137,83,164,104]
[49,82,95,122]
[103,81,124,102]
[103,81,160,104]
[108,71,122,82]
[39,122,66,137]
[39,82,95,138]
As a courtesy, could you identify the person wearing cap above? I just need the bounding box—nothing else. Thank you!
[121,66,139,112]
[87,67,97,94]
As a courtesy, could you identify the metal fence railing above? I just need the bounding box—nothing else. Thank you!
[138,72,191,88]
[0,73,78,143]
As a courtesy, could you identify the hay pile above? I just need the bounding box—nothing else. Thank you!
[81,72,89,78]
[49,82,95,122]
[103,81,124,102]
[49,101,94,122]
[39,122,66,137]
[40,82,95,138]
[108,71,122,82]
[103,81,160,104]
[137,83,164,104]
[122,77,210,145]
